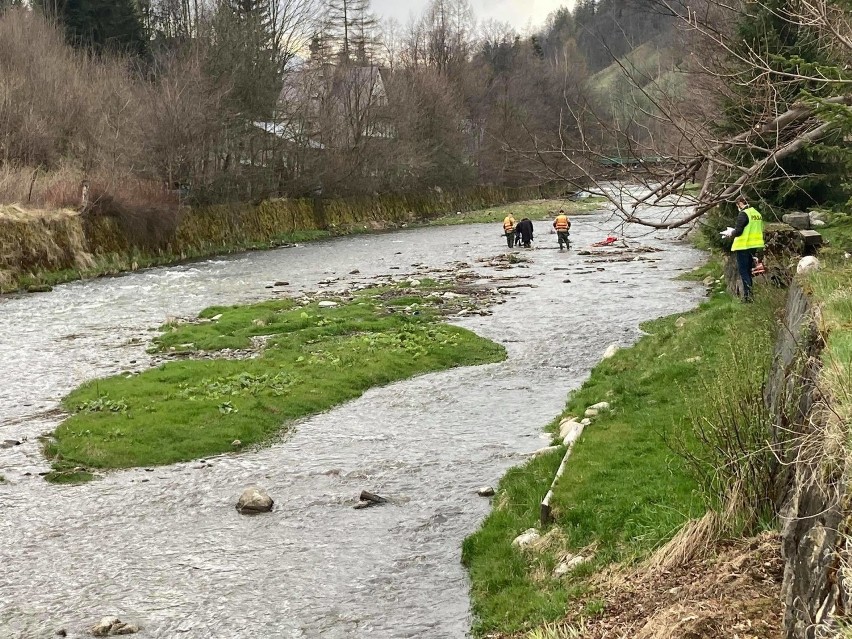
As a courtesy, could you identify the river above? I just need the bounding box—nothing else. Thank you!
[0,213,704,638]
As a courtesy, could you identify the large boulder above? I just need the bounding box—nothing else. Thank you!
[236,486,274,514]
[808,210,827,225]
[796,256,820,275]
[782,212,811,230]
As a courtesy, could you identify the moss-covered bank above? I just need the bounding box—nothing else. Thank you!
[43,280,505,480]
[0,184,557,293]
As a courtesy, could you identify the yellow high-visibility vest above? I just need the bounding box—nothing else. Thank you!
[554,214,570,231]
[732,208,765,251]
[503,216,515,232]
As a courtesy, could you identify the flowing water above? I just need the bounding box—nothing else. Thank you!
[0,213,704,638]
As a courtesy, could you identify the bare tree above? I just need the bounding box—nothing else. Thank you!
[507,0,851,229]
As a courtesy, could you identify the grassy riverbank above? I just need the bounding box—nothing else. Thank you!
[463,267,786,635]
[808,215,852,443]
[428,198,607,226]
[44,281,505,479]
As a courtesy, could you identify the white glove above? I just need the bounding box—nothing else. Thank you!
[720,227,735,238]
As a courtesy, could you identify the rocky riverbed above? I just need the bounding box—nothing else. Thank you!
[0,216,704,638]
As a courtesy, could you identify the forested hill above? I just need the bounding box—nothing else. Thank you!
[533,0,677,73]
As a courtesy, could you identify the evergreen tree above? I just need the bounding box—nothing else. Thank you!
[35,0,148,56]
[717,0,851,215]
[322,0,377,63]
[208,0,281,121]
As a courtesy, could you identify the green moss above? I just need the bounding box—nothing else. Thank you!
[46,284,505,474]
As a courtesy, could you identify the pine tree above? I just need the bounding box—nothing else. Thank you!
[322,0,377,64]
[35,0,148,56]
[208,0,281,120]
[717,0,851,214]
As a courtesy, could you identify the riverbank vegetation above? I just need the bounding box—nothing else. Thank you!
[463,273,787,635]
[44,281,505,479]
[427,198,607,227]
[0,189,546,294]
[464,210,852,637]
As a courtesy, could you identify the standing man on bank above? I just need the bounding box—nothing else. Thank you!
[553,210,571,251]
[503,213,516,248]
[723,196,765,302]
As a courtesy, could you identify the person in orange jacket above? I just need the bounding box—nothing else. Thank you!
[502,214,516,248]
[553,210,571,251]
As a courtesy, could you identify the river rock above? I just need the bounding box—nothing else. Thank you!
[581,418,591,426]
[553,555,590,577]
[512,528,541,549]
[477,486,495,497]
[782,212,811,230]
[602,343,620,359]
[808,210,827,224]
[812,220,826,227]
[442,291,463,299]
[558,418,579,439]
[318,301,338,308]
[1,439,22,448]
[675,316,687,329]
[584,407,599,418]
[702,276,715,287]
[273,281,289,286]
[562,422,584,446]
[589,401,610,411]
[231,439,242,447]
[797,256,820,275]
[236,486,274,514]
[407,279,421,287]
[90,618,139,636]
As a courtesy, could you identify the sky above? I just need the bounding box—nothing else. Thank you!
[371,0,572,33]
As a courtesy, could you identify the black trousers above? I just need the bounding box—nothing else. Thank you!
[735,249,756,300]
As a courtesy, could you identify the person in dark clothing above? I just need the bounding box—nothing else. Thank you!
[722,196,765,302]
[515,218,534,248]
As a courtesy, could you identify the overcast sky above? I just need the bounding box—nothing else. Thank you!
[371,0,572,33]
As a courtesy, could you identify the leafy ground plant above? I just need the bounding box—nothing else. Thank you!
[45,283,505,476]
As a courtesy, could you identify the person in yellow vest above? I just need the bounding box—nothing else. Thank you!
[724,196,765,302]
[552,209,571,251]
[502,214,516,248]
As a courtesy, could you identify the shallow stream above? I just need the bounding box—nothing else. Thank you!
[0,213,704,638]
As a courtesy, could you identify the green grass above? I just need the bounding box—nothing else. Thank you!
[463,283,785,636]
[427,198,607,226]
[45,283,505,475]
[803,212,852,432]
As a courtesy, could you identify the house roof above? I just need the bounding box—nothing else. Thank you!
[277,64,387,108]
